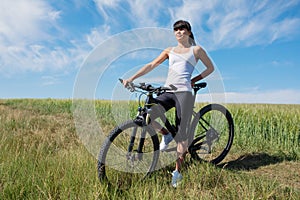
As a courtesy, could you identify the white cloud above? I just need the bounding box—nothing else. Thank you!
[92,0,300,50]
[94,0,121,8]
[93,0,172,28]
[170,0,300,50]
[270,18,300,42]
[0,0,90,76]
[86,25,111,48]
[41,75,61,86]
[126,0,164,27]
[0,0,60,44]
[93,0,121,20]
[197,89,300,104]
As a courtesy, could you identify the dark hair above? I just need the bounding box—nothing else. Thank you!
[173,20,196,46]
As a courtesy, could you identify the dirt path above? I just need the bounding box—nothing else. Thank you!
[220,152,300,190]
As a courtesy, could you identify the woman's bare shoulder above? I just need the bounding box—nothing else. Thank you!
[193,45,207,55]
[162,47,173,56]
[193,45,203,52]
[165,47,173,52]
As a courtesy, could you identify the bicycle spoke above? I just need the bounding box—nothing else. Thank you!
[98,120,159,188]
[190,104,234,164]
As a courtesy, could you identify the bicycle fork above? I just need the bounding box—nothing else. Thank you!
[126,126,147,163]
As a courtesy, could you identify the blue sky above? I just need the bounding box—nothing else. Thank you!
[1,0,300,104]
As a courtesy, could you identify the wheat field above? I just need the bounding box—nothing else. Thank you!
[0,99,299,199]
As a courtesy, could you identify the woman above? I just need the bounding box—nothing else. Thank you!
[123,20,214,187]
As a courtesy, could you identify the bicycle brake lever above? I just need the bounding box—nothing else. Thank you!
[169,84,177,91]
[127,82,135,92]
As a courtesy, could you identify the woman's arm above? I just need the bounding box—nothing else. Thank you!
[123,48,170,86]
[191,46,215,85]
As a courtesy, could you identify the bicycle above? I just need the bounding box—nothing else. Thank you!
[97,79,234,187]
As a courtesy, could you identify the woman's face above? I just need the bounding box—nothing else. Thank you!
[174,27,191,42]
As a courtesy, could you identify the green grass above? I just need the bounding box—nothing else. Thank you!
[0,99,299,199]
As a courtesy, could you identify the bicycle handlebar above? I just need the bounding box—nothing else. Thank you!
[119,78,207,94]
[119,78,174,93]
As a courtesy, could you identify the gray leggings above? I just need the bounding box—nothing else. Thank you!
[152,91,194,141]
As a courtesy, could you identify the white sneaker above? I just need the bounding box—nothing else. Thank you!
[171,170,183,188]
[159,133,173,151]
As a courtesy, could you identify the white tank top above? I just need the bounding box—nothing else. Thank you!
[165,46,197,92]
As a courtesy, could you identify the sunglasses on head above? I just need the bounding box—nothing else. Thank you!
[173,25,188,31]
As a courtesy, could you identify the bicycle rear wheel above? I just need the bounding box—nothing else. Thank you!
[189,104,234,164]
[97,120,159,188]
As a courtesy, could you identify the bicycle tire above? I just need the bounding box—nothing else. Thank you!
[97,120,160,188]
[189,104,234,164]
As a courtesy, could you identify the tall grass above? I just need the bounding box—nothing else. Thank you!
[227,104,300,158]
[0,99,299,199]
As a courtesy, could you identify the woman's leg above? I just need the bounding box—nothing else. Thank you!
[174,92,194,172]
[151,92,176,146]
[175,140,188,171]
[151,120,169,135]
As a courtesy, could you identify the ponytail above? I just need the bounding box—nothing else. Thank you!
[189,32,196,46]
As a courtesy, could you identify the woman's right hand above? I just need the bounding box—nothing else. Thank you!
[122,79,132,88]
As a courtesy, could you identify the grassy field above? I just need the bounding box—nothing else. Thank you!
[0,99,299,199]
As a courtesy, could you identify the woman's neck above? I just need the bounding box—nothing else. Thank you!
[177,41,191,48]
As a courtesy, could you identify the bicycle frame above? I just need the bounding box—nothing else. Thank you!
[130,82,208,155]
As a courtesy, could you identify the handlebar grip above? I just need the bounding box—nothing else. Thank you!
[119,78,136,92]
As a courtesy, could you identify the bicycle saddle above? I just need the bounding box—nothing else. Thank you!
[193,82,207,93]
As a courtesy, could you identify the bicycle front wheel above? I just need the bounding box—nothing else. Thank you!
[97,120,159,188]
[189,104,234,164]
